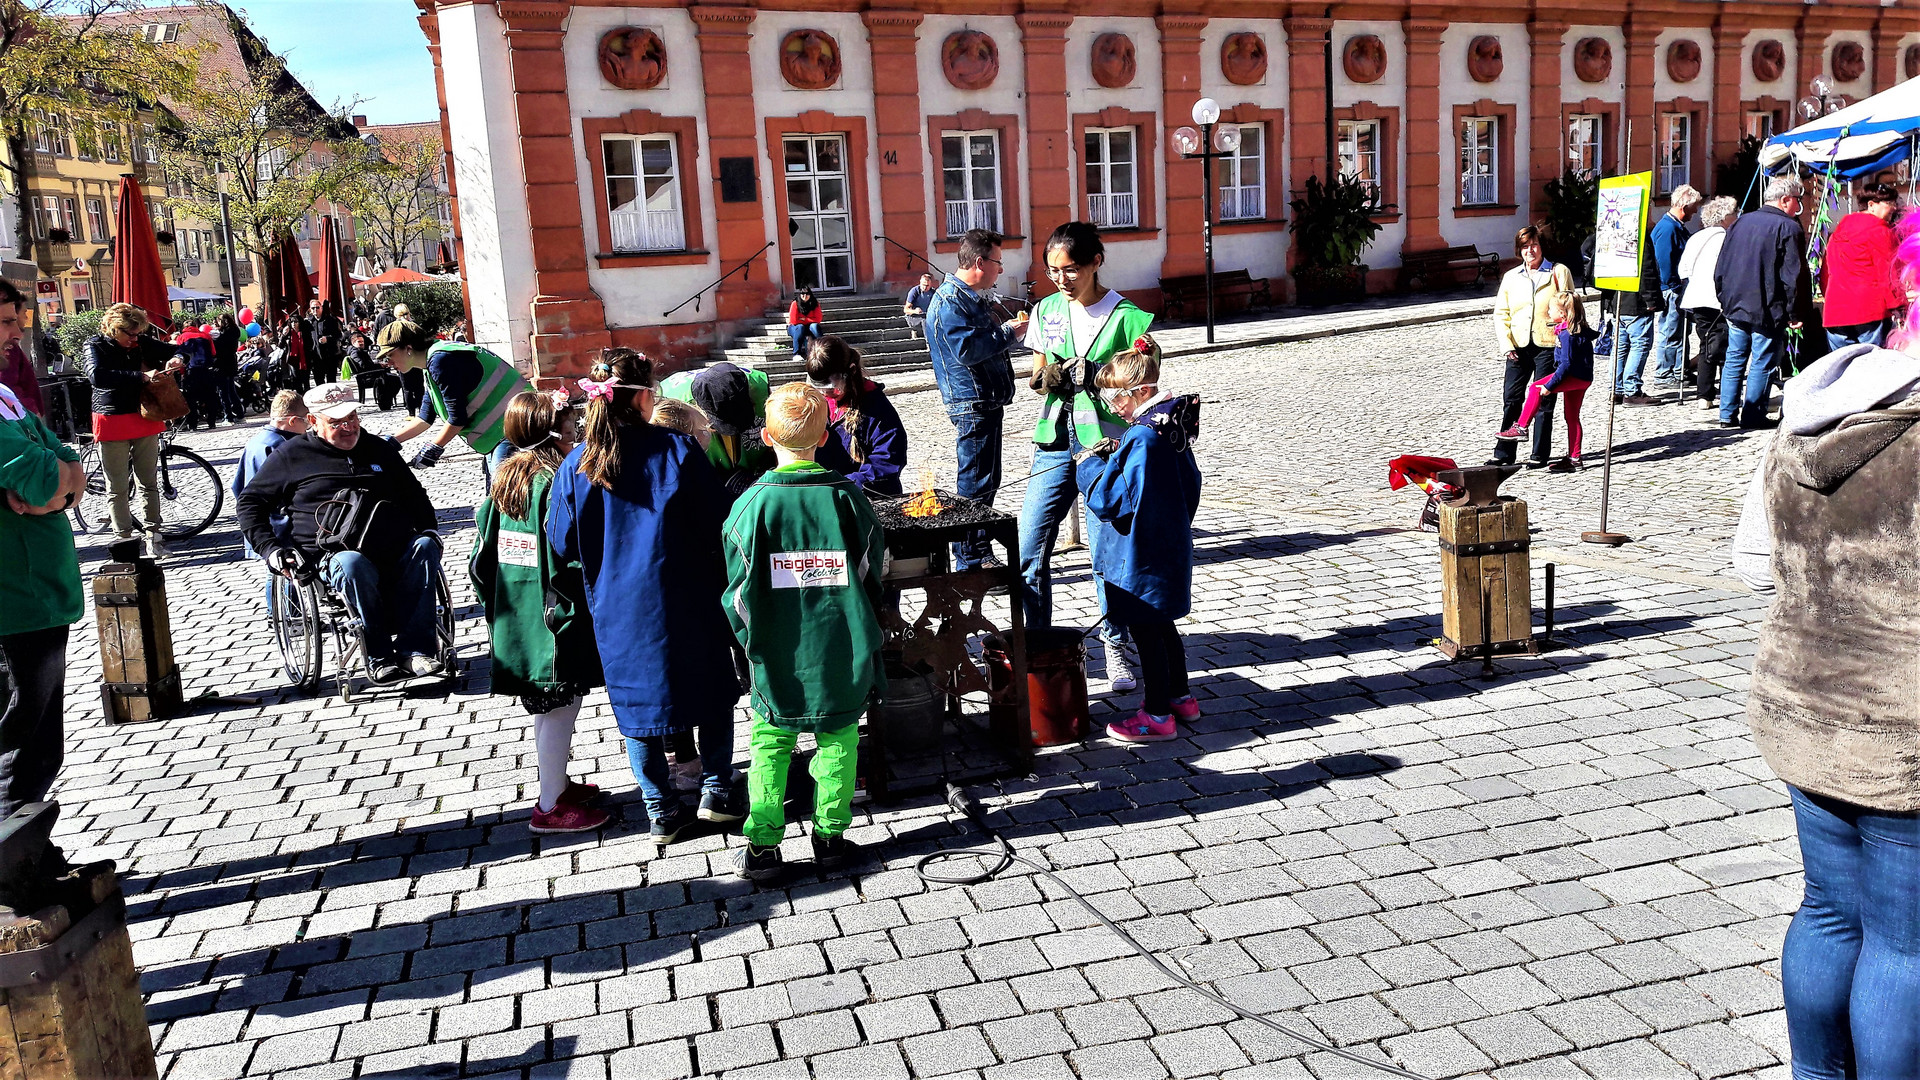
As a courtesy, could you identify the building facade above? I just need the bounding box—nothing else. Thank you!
[420,0,1920,378]
[358,120,458,273]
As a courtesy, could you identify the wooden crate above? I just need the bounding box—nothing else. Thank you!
[1437,497,1535,657]
[91,562,181,724]
[0,869,157,1080]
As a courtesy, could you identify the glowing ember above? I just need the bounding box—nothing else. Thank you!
[903,466,945,518]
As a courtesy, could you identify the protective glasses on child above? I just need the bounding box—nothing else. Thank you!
[1099,381,1157,405]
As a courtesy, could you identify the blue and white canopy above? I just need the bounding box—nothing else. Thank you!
[1764,78,1920,178]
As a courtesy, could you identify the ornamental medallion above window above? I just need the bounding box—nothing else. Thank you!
[781,29,842,91]
[1467,36,1503,83]
[1666,40,1701,84]
[1574,38,1612,83]
[1752,40,1786,83]
[1092,33,1137,89]
[942,31,999,90]
[1831,42,1865,84]
[1343,35,1387,84]
[1221,33,1267,86]
[598,27,666,90]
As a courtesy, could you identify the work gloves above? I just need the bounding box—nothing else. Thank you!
[410,442,445,469]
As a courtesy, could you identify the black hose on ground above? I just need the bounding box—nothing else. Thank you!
[917,784,1436,1080]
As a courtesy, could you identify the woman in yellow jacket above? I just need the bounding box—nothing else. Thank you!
[1490,225,1573,468]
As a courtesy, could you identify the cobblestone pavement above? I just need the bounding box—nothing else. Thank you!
[54,315,1796,1080]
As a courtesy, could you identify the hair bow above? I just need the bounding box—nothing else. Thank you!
[548,389,574,412]
[1133,334,1154,354]
[577,377,619,401]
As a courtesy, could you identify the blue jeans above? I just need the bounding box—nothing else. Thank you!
[1827,321,1887,354]
[323,534,442,661]
[788,323,821,358]
[480,438,513,489]
[1614,314,1655,395]
[1654,290,1686,379]
[1018,442,1125,647]
[1781,786,1920,1080]
[949,403,1004,569]
[625,716,736,820]
[1720,321,1780,426]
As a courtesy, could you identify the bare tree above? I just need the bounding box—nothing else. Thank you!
[340,132,441,271]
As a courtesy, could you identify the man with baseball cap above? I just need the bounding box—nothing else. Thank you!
[236,382,443,685]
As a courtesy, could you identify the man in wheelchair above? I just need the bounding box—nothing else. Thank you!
[237,383,443,685]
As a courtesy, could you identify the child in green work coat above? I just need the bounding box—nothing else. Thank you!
[470,391,607,834]
[721,382,887,881]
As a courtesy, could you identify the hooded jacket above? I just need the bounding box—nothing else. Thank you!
[1733,343,1920,811]
[816,379,907,496]
[1075,395,1203,621]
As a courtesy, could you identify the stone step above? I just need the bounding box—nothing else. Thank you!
[746,313,907,336]
[722,347,931,373]
[743,327,915,349]
[731,333,927,357]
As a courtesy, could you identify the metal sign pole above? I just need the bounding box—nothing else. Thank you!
[1584,291,1631,546]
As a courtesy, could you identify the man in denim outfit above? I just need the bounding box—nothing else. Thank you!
[925,229,1028,569]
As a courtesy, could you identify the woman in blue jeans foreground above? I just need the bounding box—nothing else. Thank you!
[1732,250,1920,1077]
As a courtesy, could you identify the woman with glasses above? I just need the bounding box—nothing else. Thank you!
[1019,221,1155,692]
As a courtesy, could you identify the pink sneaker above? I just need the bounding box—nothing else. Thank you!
[557,780,602,807]
[1107,710,1177,743]
[1170,696,1202,722]
[530,801,610,834]
[1494,425,1528,441]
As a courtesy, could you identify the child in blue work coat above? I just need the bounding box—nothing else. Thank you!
[1075,341,1203,742]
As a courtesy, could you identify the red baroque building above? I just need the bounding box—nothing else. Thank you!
[415,0,1920,378]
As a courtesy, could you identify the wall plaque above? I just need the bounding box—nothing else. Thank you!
[780,29,841,90]
[1092,33,1137,88]
[598,27,666,90]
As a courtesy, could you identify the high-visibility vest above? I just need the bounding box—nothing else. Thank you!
[423,341,530,455]
[1028,291,1153,448]
[656,366,772,478]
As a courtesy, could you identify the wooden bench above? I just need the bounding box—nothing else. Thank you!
[1398,245,1501,292]
[1159,269,1273,321]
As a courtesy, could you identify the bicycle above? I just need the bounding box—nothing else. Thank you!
[70,420,225,541]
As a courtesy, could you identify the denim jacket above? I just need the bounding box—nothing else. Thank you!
[925,274,1017,411]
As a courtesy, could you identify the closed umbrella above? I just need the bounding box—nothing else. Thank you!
[314,215,347,313]
[274,232,313,317]
[110,173,170,330]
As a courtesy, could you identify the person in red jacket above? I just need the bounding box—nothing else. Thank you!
[786,285,824,359]
[1820,183,1907,352]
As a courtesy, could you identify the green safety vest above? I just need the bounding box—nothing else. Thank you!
[424,341,531,455]
[1028,291,1154,448]
[656,366,773,479]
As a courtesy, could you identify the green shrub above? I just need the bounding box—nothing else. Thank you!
[1542,169,1599,273]
[1288,174,1387,270]
[54,309,104,359]
[382,281,464,336]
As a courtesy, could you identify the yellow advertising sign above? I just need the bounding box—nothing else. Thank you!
[1593,172,1653,293]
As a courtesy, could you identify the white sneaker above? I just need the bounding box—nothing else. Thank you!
[670,759,702,793]
[1108,651,1137,693]
[142,532,166,561]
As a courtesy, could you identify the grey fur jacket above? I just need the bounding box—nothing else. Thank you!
[1734,344,1920,811]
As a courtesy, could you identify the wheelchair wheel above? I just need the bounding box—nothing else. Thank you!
[270,574,323,693]
[432,570,457,672]
[330,592,367,705]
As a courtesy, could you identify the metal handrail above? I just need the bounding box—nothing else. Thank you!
[661,241,774,319]
[875,235,946,280]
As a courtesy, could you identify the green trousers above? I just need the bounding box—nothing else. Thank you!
[746,714,859,848]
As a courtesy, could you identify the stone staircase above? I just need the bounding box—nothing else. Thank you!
[711,291,929,384]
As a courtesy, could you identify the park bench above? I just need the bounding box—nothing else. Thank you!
[1159,268,1273,321]
[1398,245,1501,292]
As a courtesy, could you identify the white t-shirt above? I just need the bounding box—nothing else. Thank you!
[1025,288,1123,361]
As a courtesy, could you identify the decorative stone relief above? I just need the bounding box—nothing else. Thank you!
[1221,32,1268,86]
[1908,44,1920,81]
[1831,42,1865,83]
[1343,35,1387,84]
[598,27,666,91]
[1573,37,1612,83]
[1752,39,1786,83]
[1092,33,1136,88]
[941,30,999,90]
[779,29,842,91]
[1666,39,1701,83]
[1467,35,1503,83]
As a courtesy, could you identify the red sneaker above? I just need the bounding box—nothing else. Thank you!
[557,780,602,807]
[1170,696,1202,722]
[530,801,610,834]
[1107,710,1177,743]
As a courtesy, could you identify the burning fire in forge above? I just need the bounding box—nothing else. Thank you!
[903,465,945,518]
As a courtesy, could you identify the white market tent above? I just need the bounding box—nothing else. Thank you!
[1764,77,1920,179]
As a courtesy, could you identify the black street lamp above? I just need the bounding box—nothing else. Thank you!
[1172,97,1241,344]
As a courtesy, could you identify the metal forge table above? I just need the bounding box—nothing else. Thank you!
[866,490,1033,801]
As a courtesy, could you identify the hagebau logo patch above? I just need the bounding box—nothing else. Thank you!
[770,550,849,588]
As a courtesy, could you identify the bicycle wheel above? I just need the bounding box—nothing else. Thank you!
[271,574,323,693]
[155,446,224,540]
[70,440,107,534]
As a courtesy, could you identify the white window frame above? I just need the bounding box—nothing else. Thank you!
[1659,113,1691,194]
[86,198,106,243]
[141,22,179,43]
[62,198,79,241]
[1743,111,1776,142]
[256,146,288,183]
[940,131,1003,237]
[1219,124,1264,221]
[1567,114,1602,179]
[1460,117,1498,206]
[1337,119,1384,209]
[140,122,160,164]
[1083,127,1138,229]
[602,134,686,253]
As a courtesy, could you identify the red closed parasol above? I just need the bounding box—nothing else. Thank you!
[272,232,313,318]
[110,173,171,331]
[313,215,347,311]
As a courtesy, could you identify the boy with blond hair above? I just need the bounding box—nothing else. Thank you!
[722,382,886,881]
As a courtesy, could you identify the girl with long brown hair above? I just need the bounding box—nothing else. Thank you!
[470,391,607,833]
[806,335,908,495]
[545,348,744,848]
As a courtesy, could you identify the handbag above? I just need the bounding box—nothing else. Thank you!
[313,487,412,565]
[138,371,189,422]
